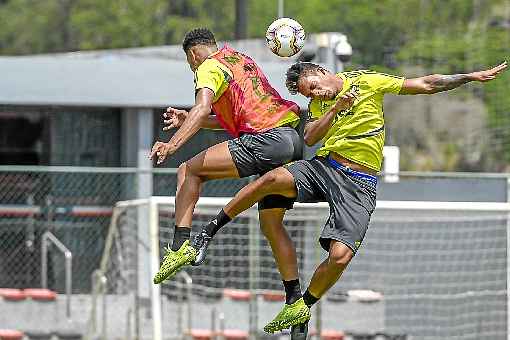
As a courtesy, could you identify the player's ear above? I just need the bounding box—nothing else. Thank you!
[189,48,197,62]
[187,48,200,71]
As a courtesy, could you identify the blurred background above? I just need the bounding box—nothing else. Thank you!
[0,1,509,340]
[1,0,509,171]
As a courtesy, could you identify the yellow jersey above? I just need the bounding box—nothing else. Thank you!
[309,70,405,172]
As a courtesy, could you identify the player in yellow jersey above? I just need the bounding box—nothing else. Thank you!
[149,28,307,315]
[184,60,507,337]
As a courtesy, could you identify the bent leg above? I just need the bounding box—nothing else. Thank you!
[307,240,354,298]
[175,141,240,226]
[224,167,297,218]
[286,241,353,337]
[154,141,241,283]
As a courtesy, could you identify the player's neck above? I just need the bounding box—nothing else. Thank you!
[192,46,219,66]
[200,46,218,59]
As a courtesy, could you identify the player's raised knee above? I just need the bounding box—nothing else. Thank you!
[328,242,354,267]
[259,170,281,187]
[330,251,353,268]
[257,167,296,197]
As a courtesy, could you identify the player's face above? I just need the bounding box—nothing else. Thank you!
[186,49,200,72]
[298,72,337,100]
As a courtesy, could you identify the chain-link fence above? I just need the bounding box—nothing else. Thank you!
[1,166,509,297]
[0,166,254,294]
[1,166,510,340]
[0,167,134,292]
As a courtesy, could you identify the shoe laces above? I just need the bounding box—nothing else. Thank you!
[162,244,173,259]
[193,233,205,248]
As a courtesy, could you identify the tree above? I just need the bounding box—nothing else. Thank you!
[0,0,236,54]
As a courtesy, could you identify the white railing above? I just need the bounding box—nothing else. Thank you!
[41,231,73,318]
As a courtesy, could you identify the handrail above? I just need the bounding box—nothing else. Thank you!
[126,307,133,340]
[41,231,73,318]
[175,271,193,338]
[101,276,108,340]
[90,270,108,340]
[87,206,122,340]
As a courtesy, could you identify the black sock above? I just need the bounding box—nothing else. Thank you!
[283,279,302,305]
[171,227,191,251]
[203,209,232,237]
[302,289,319,308]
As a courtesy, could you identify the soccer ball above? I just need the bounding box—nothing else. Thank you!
[266,18,305,58]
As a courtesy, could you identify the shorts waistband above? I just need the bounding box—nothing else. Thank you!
[327,157,378,187]
[238,124,296,137]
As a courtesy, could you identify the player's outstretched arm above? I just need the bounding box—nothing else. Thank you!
[400,61,507,95]
[162,107,222,131]
[149,88,214,165]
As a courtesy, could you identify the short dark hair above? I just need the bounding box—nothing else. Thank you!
[182,28,217,53]
[285,62,323,94]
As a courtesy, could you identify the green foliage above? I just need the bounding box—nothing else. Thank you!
[0,0,235,54]
[0,0,64,54]
[388,0,510,169]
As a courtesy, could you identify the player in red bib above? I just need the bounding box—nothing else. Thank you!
[150,29,304,318]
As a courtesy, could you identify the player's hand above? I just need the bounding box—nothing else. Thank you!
[149,141,175,165]
[163,107,188,131]
[470,61,507,82]
[332,91,356,113]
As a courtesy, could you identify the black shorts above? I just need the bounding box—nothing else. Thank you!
[227,126,302,210]
[285,157,377,253]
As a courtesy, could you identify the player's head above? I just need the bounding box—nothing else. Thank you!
[182,28,218,71]
[286,62,340,100]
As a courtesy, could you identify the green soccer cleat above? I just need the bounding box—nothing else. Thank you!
[263,298,311,333]
[153,240,198,284]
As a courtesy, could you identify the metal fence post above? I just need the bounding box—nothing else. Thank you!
[41,235,48,289]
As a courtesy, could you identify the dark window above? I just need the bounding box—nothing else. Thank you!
[0,109,49,165]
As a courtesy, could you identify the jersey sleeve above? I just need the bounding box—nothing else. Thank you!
[366,72,405,94]
[194,59,229,99]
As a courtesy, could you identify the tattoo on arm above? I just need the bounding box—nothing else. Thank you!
[428,74,471,92]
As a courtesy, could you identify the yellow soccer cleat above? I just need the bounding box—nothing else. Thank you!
[153,240,197,284]
[263,298,311,333]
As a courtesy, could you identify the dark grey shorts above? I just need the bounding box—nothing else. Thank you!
[285,157,377,253]
[228,126,302,210]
